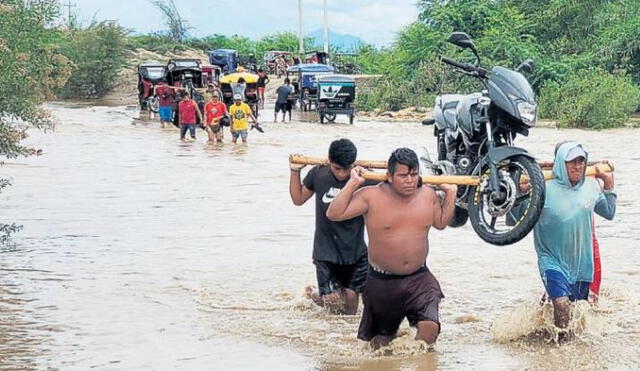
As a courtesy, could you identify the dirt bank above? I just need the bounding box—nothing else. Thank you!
[97,47,208,106]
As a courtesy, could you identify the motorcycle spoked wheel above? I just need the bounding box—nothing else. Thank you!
[147,96,160,113]
[467,155,545,246]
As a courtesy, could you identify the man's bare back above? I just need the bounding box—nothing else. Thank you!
[361,182,441,274]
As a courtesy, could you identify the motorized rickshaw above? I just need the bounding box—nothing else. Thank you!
[286,63,335,111]
[304,51,329,64]
[137,61,167,113]
[165,59,207,127]
[219,71,260,117]
[316,74,356,124]
[208,49,239,73]
[201,64,221,85]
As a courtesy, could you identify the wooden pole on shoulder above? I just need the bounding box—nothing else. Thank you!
[290,154,614,186]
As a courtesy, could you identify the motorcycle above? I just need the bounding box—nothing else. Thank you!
[422,32,545,246]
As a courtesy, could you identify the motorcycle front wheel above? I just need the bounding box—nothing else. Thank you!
[147,96,159,113]
[467,155,545,246]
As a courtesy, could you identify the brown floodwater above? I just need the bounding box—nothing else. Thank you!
[1,102,639,370]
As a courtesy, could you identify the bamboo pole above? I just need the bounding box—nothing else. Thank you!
[289,154,388,169]
[290,154,614,186]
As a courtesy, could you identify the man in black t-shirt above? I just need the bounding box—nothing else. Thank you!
[289,139,372,315]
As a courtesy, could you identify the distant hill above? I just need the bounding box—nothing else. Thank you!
[306,29,364,52]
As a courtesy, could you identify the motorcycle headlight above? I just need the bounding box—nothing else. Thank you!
[517,101,536,126]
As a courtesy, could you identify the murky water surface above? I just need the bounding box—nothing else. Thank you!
[1,103,639,370]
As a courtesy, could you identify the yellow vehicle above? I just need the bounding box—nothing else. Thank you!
[219,72,260,116]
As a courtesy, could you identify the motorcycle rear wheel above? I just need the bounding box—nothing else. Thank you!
[467,155,545,246]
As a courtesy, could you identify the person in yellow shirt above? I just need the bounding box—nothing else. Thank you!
[229,94,259,143]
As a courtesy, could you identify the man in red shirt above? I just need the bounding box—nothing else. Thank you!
[178,91,203,141]
[154,81,176,128]
[204,93,228,143]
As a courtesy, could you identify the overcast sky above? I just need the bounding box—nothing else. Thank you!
[65,0,419,46]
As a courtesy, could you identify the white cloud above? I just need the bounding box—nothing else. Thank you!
[70,0,419,45]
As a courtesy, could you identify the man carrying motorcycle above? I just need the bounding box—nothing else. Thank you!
[531,142,616,331]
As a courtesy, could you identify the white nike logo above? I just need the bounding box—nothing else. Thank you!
[322,187,342,204]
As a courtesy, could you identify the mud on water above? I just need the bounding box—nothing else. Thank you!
[0,102,639,370]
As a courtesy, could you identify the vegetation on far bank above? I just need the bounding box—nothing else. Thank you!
[354,0,640,129]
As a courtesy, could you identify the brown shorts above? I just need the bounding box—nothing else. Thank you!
[357,266,444,341]
[207,124,221,133]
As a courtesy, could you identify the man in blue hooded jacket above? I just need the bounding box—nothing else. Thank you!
[534,141,616,329]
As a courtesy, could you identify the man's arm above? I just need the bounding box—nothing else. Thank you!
[289,164,313,206]
[193,101,203,122]
[326,167,369,221]
[594,163,616,220]
[248,106,258,123]
[432,184,457,230]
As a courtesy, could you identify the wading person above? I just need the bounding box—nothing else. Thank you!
[257,68,269,108]
[532,142,615,330]
[274,78,292,122]
[154,81,176,128]
[178,91,203,141]
[204,93,228,143]
[289,139,373,315]
[206,82,223,101]
[285,78,295,122]
[231,77,247,101]
[326,147,457,348]
[229,94,257,144]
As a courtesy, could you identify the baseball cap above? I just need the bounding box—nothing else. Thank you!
[565,145,587,161]
[233,94,243,100]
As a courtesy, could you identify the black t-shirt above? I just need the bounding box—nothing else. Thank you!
[303,166,373,264]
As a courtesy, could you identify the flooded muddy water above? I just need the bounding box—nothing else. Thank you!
[1,102,639,370]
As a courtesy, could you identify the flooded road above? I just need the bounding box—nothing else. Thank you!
[1,102,639,370]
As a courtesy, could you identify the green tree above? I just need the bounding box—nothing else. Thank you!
[58,21,128,98]
[0,0,72,243]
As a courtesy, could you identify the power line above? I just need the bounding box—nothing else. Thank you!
[63,0,77,24]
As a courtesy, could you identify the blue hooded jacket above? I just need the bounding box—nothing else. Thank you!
[533,142,616,283]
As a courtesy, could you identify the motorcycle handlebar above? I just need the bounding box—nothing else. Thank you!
[441,57,470,71]
[441,57,488,78]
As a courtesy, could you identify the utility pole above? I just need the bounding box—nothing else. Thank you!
[298,0,305,55]
[323,0,329,54]
[63,1,77,24]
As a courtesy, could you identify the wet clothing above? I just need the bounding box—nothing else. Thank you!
[208,124,221,133]
[231,129,247,141]
[205,101,227,125]
[590,221,602,296]
[302,166,372,264]
[358,266,444,341]
[275,102,287,113]
[534,142,616,286]
[159,106,173,122]
[156,85,175,107]
[229,103,252,131]
[276,85,292,104]
[231,83,246,99]
[178,100,198,124]
[543,269,589,301]
[314,254,368,295]
[180,124,196,139]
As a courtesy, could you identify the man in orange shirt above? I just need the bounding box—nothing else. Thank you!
[204,93,229,143]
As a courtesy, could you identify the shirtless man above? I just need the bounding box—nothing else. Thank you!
[327,147,457,348]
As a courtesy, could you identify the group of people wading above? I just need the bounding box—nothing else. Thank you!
[289,139,616,349]
[152,81,259,144]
